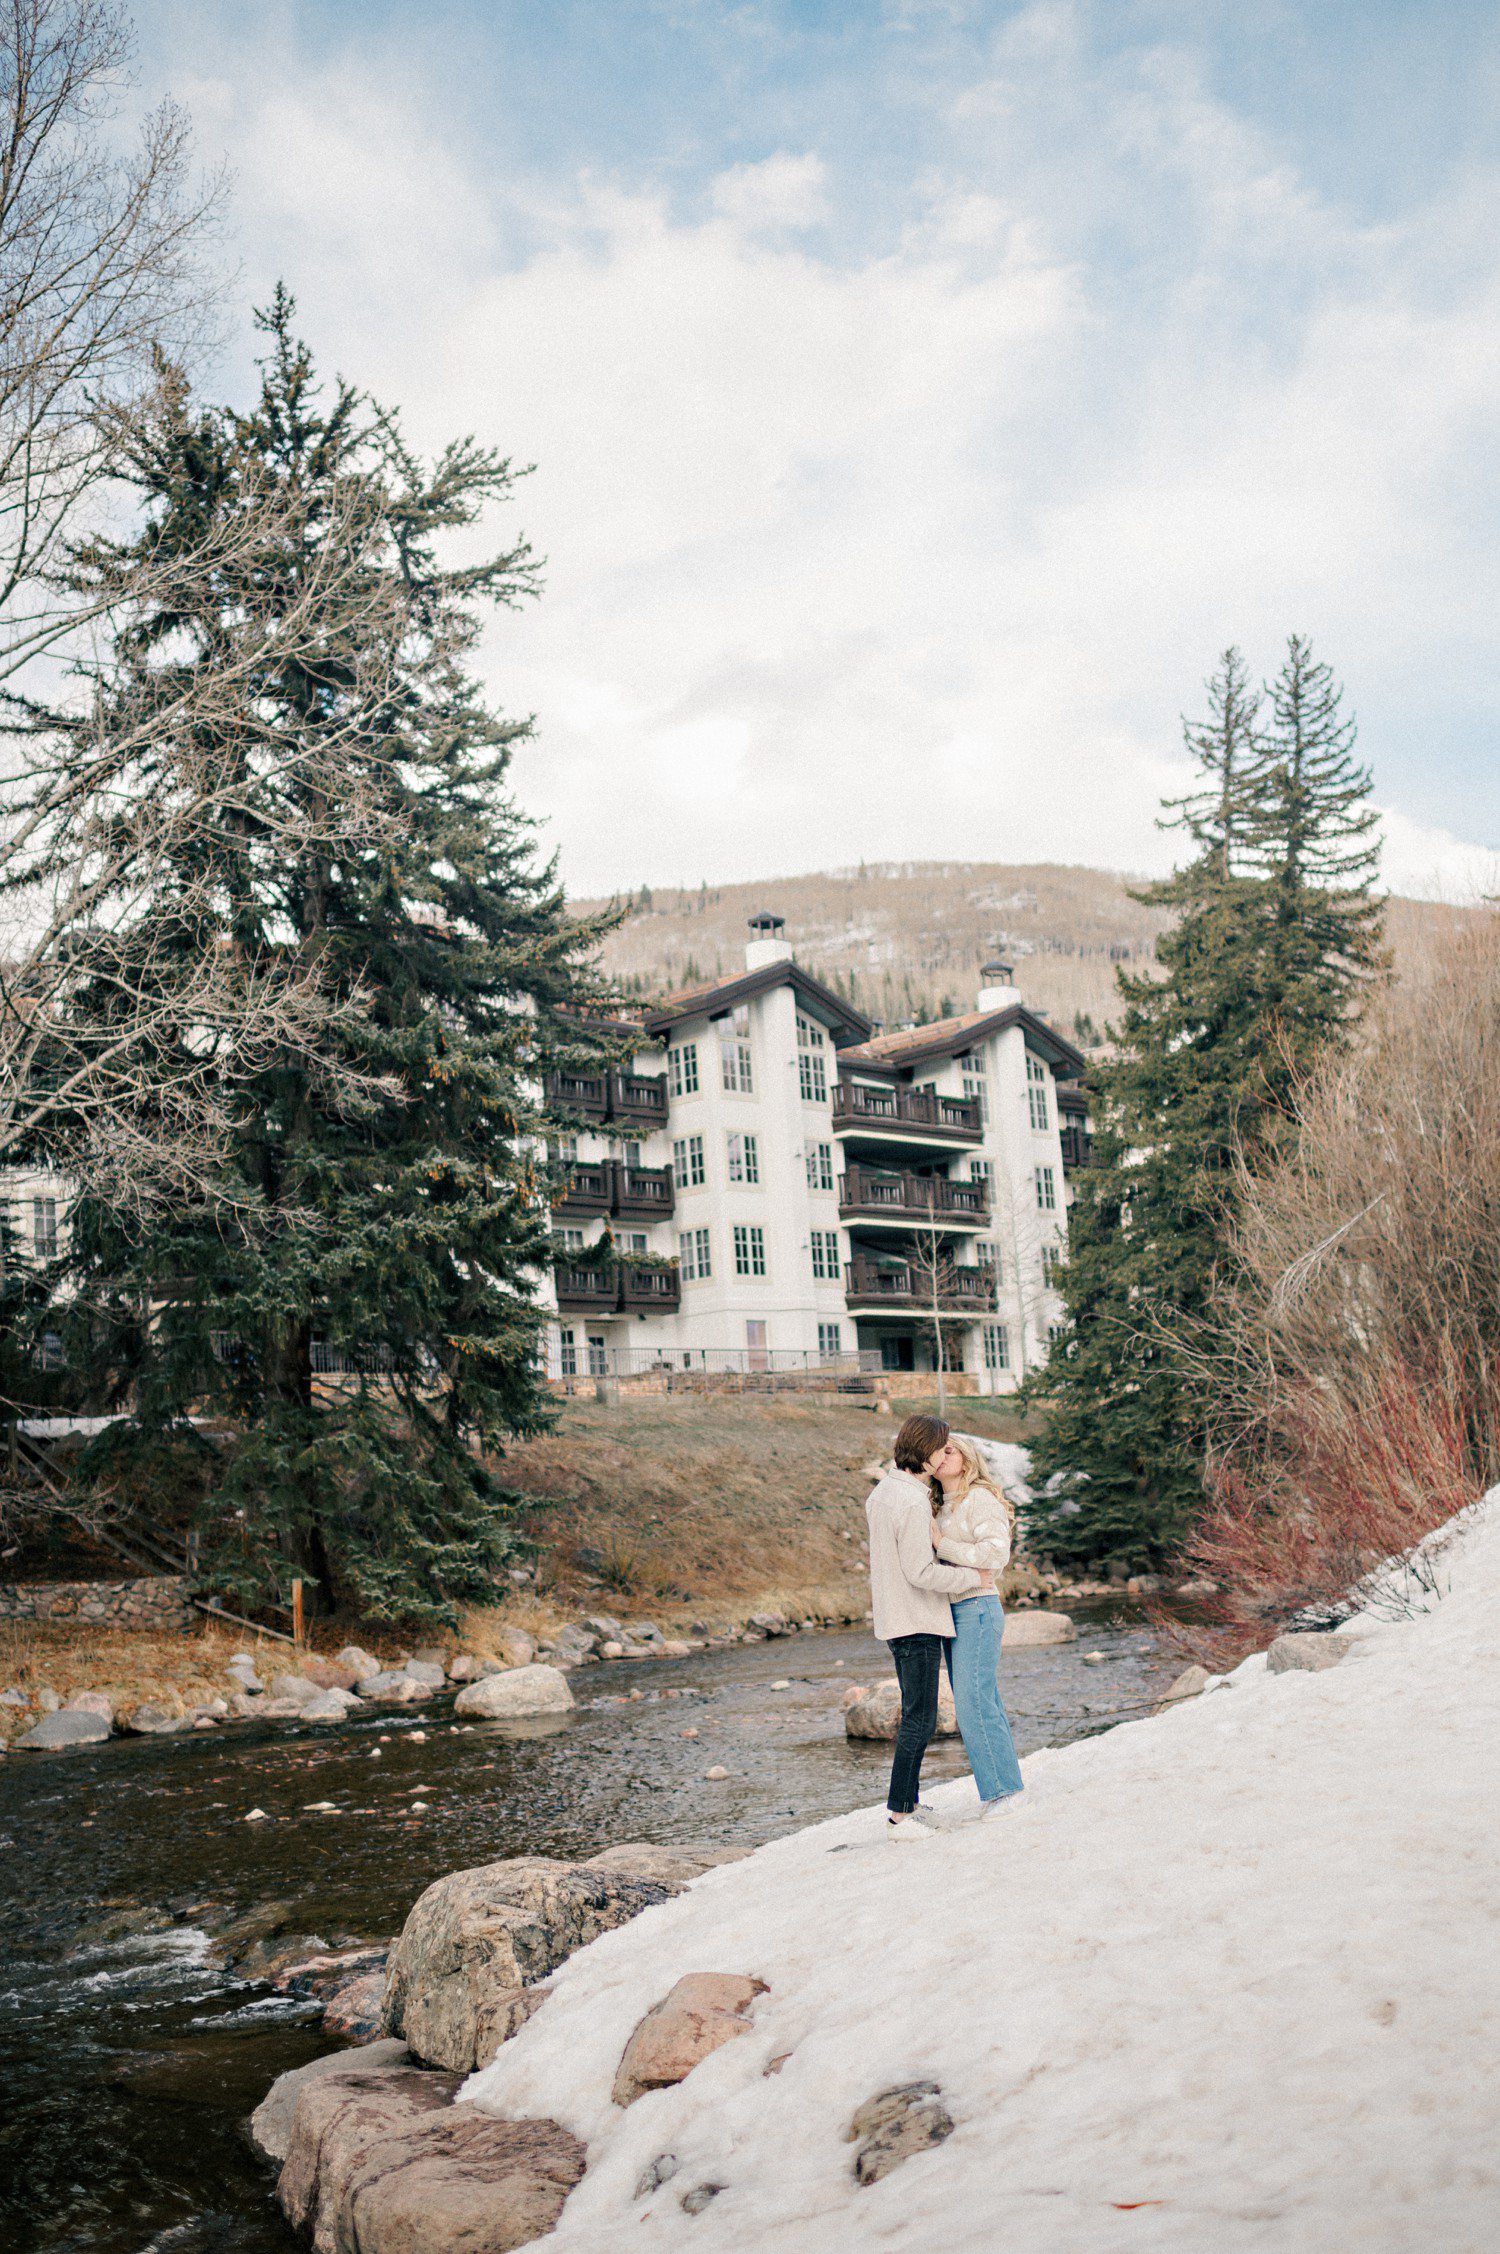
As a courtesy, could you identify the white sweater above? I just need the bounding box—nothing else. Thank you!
[865,1469,982,1640]
[934,1483,1013,1578]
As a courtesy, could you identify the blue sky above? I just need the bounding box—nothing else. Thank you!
[137,1,1500,893]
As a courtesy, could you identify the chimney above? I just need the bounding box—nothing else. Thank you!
[745,911,792,970]
[978,958,1015,1010]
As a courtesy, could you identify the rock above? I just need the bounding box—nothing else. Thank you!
[599,1642,624,1660]
[1157,1664,1211,1709]
[0,1686,29,1706]
[494,1630,537,1669]
[625,1619,662,1644]
[843,1678,960,1742]
[452,1665,574,1722]
[1176,1578,1219,1599]
[266,1672,321,1707]
[64,1691,115,1721]
[276,1947,390,2000]
[301,1689,361,1723]
[412,1646,448,1667]
[228,1690,266,1718]
[1002,1610,1075,1647]
[37,1687,61,1712]
[547,1625,598,1665]
[335,1645,382,1680]
[1126,1573,1164,1596]
[301,1657,360,1693]
[1267,1631,1353,1674]
[15,1708,111,1749]
[403,1660,447,1689]
[847,2081,955,2185]
[584,1843,725,1887]
[123,1703,186,1735]
[358,1672,435,1706]
[247,2038,410,2167]
[747,1611,788,1636]
[703,1764,730,1780]
[227,1661,266,1694]
[383,1856,684,2071]
[212,1900,298,1956]
[324,1972,388,2043]
[612,1972,767,2107]
[583,1614,624,1642]
[660,1640,692,1659]
[260,1699,325,1721]
[634,2152,679,2198]
[446,1654,499,1683]
[278,2067,586,2254]
[187,1698,230,1722]
[680,2183,725,2214]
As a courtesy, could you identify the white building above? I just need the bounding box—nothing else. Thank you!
[544,916,1085,1394]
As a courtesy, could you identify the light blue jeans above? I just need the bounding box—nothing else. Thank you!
[946,1594,1024,1804]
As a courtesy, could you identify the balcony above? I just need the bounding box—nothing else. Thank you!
[554,1262,620,1314]
[838,1166,989,1228]
[843,1255,997,1314]
[551,1161,613,1217]
[614,1162,674,1219]
[1059,1123,1094,1169]
[832,1081,983,1149]
[620,1260,681,1312]
[610,1070,668,1127]
[545,1069,609,1122]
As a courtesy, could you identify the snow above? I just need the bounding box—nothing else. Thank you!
[465,1495,1500,2251]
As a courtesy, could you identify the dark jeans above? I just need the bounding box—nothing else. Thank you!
[886,1632,945,1813]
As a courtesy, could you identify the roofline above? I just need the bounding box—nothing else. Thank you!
[643,960,872,1045]
[840,1003,1087,1079]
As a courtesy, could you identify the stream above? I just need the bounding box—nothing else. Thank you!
[0,1611,1178,2254]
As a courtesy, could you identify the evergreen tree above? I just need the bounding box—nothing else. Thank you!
[1029,642,1381,1568]
[55,295,617,1622]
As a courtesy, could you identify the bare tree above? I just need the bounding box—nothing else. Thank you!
[0,0,224,679]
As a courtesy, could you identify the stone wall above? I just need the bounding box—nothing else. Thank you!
[0,1574,195,1629]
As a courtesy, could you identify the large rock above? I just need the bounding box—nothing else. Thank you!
[1156,1664,1211,1709]
[403,1660,447,1689]
[383,1856,681,2071]
[584,1843,728,1887]
[846,2081,954,2185]
[1267,1631,1352,1674]
[301,1657,360,1693]
[15,1707,111,1749]
[358,1672,435,1707]
[325,1973,388,2043]
[452,1665,573,1721]
[122,1702,187,1735]
[248,2038,409,2167]
[612,1973,767,2107]
[447,1654,503,1683]
[335,1645,381,1680]
[278,2067,585,2254]
[843,1678,959,1742]
[1002,1610,1075,1646]
[277,1947,390,2000]
[301,1689,361,1724]
[64,1691,115,1721]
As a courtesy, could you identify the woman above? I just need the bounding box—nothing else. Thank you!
[864,1413,993,1842]
[927,1432,1025,1817]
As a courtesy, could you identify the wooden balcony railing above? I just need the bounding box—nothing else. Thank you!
[838,1166,989,1223]
[619,1260,682,1312]
[832,1082,983,1143]
[553,1263,621,1314]
[1059,1124,1094,1169]
[843,1256,997,1312]
[610,1070,668,1125]
[545,1069,609,1121]
[551,1162,613,1216]
[614,1163,674,1218]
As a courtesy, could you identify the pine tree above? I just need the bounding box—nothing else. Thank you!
[1029,643,1382,1568]
[56,295,618,1622]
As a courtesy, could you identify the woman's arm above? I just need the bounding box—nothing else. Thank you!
[934,1501,1012,1573]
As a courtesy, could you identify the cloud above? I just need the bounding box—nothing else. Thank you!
[158,7,1500,897]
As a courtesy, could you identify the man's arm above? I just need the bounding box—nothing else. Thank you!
[893,1501,983,1597]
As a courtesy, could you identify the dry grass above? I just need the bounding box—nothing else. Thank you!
[0,1619,283,1746]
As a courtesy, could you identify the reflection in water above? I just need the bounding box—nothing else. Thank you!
[0,1613,1174,2254]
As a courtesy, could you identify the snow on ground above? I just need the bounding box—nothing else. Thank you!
[466,1497,1500,2252]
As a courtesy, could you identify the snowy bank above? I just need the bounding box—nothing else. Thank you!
[465,1495,1500,2251]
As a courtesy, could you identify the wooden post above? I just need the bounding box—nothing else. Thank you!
[292,1578,305,1649]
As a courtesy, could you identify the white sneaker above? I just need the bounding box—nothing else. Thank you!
[887,1813,938,1843]
[980,1793,1022,1821]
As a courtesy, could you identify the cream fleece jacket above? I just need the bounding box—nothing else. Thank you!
[865,1468,982,1641]
[934,1483,1014,1577]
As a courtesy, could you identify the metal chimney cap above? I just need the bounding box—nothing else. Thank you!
[981,958,1013,982]
[748,911,786,933]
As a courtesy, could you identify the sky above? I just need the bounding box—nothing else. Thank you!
[133,0,1500,898]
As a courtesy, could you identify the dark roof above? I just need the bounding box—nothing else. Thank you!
[644,959,872,1044]
[839,1003,1086,1078]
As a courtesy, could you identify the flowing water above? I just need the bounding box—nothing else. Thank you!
[0,1612,1176,2254]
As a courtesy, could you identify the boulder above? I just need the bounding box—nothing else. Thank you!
[335,1645,382,1681]
[546,1625,598,1666]
[625,1619,662,1645]
[1267,1631,1352,1674]
[278,2067,585,2254]
[266,1672,322,1707]
[15,1707,111,1749]
[582,1614,624,1643]
[276,1947,390,2000]
[1157,1664,1211,1709]
[660,1640,693,1659]
[494,1630,536,1669]
[446,1654,501,1683]
[229,1690,265,1718]
[248,2038,409,2167]
[301,1689,361,1724]
[358,1673,435,1707]
[324,1973,388,2043]
[64,1691,115,1721]
[301,1657,360,1693]
[843,1678,959,1742]
[403,1661,447,1689]
[452,1666,573,1722]
[122,1703,186,1735]
[383,1856,683,2071]
[847,2081,954,2185]
[1002,1610,1075,1647]
[612,1972,768,2107]
[37,1687,61,1712]
[747,1612,788,1637]
[227,1658,266,1694]
[584,1843,725,1887]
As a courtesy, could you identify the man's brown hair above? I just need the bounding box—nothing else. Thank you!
[892,1413,950,1475]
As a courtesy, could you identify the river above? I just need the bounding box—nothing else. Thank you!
[0,1612,1177,2254]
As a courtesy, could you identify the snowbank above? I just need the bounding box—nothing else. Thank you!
[466,1497,1500,2251]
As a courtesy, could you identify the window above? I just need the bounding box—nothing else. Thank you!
[1036,1166,1057,1212]
[626,1231,648,1255]
[36,1330,64,1371]
[810,1228,840,1281]
[551,1134,577,1164]
[969,1157,991,1184]
[669,1041,699,1096]
[673,1134,705,1188]
[32,1196,57,1260]
[679,1226,712,1282]
[1041,1241,1064,1285]
[557,1226,585,1253]
[558,1326,577,1377]
[717,1004,753,1094]
[979,1236,1004,1281]
[733,1223,766,1277]
[806,1141,835,1193]
[983,1323,1010,1371]
[818,1321,842,1359]
[727,1131,759,1184]
[962,1071,989,1125]
[796,1014,828,1102]
[587,1334,608,1377]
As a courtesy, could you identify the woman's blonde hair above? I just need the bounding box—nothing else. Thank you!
[930,1433,1017,1525]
